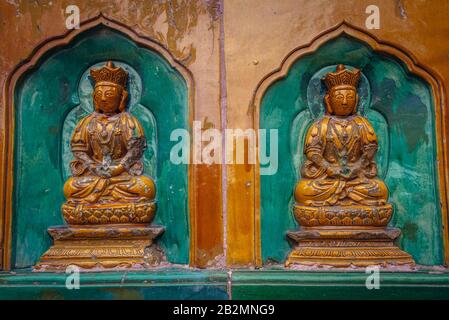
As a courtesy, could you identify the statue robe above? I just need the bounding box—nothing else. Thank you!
[294,115,388,206]
[64,112,155,204]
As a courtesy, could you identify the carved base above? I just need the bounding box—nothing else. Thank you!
[33,224,164,271]
[294,204,393,227]
[62,201,156,225]
[286,227,415,267]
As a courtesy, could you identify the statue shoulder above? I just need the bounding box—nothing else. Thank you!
[74,113,95,132]
[353,115,377,142]
[71,113,96,149]
[307,121,320,137]
[354,115,375,131]
[304,117,330,149]
[307,116,330,137]
[120,112,141,127]
[120,112,145,137]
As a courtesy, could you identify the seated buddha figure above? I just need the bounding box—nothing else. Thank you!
[62,61,156,224]
[286,65,415,267]
[294,64,388,209]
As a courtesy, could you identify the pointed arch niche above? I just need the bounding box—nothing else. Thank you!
[252,22,449,266]
[1,15,195,270]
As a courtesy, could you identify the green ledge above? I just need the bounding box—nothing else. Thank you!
[1,268,449,299]
[0,268,229,300]
[231,269,449,300]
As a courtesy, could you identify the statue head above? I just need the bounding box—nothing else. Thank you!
[90,61,129,115]
[322,64,361,116]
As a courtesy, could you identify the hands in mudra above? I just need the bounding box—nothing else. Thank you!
[89,163,125,178]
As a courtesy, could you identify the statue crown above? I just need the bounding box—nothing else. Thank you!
[322,64,361,90]
[90,61,128,88]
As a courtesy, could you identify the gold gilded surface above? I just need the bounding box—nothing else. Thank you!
[294,204,393,227]
[287,228,414,267]
[295,65,387,207]
[287,227,414,267]
[34,225,164,271]
[62,202,156,225]
[287,64,414,267]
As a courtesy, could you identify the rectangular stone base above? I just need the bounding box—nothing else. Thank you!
[34,224,164,271]
[286,227,415,267]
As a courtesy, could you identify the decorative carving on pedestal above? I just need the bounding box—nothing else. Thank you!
[286,64,415,267]
[34,61,164,271]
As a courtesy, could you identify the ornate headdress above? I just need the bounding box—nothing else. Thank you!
[90,61,128,88]
[322,64,361,90]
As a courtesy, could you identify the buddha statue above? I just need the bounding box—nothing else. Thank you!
[286,64,414,267]
[34,62,164,271]
[61,61,156,223]
[294,64,388,208]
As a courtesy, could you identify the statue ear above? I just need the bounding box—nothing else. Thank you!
[353,94,359,114]
[92,89,100,112]
[324,94,333,114]
[119,89,128,112]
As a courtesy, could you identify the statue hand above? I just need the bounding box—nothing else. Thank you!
[341,163,362,180]
[325,165,342,178]
[88,164,111,178]
[109,164,126,177]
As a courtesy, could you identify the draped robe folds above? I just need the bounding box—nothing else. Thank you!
[294,115,388,206]
[63,112,155,204]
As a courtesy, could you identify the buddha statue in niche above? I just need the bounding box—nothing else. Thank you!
[294,64,388,207]
[62,61,156,224]
[34,61,163,271]
[286,64,414,267]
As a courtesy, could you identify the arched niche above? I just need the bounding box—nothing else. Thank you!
[256,25,447,266]
[4,16,193,269]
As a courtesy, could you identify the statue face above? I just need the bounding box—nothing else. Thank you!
[328,88,357,116]
[93,84,122,114]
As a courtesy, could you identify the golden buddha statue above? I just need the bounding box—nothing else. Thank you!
[286,64,414,267]
[295,64,388,208]
[61,61,155,223]
[35,62,163,271]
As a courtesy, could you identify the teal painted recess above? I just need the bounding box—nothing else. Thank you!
[12,25,190,268]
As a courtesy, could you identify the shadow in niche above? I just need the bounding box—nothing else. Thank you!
[259,34,443,266]
[12,25,190,268]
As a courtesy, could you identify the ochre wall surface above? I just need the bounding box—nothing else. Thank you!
[1,0,449,269]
